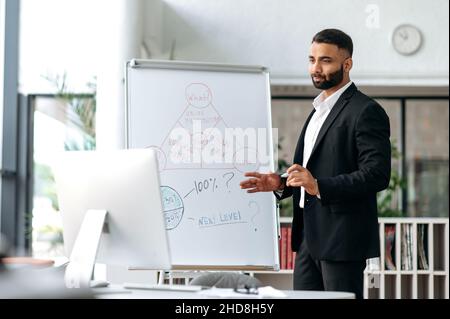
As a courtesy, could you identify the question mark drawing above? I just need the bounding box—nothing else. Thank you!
[249,201,260,232]
[223,172,235,192]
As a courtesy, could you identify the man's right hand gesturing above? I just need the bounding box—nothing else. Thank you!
[239,172,283,193]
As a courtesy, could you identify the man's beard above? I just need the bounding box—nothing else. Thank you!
[311,65,344,90]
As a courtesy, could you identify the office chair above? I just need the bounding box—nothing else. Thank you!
[189,272,262,289]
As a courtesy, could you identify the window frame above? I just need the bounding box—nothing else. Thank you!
[0,0,22,252]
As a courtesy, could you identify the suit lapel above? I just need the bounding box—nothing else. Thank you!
[293,108,316,164]
[309,83,357,159]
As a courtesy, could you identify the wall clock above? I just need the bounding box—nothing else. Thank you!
[392,24,423,55]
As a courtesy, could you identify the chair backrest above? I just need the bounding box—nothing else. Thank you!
[189,272,262,288]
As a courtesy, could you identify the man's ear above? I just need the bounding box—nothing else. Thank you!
[344,58,353,73]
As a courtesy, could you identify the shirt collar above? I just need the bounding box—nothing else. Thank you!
[313,81,353,112]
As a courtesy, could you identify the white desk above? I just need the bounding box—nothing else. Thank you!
[93,285,355,299]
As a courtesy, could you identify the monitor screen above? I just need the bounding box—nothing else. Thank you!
[53,149,172,272]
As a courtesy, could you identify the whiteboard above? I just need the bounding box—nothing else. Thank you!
[125,59,279,270]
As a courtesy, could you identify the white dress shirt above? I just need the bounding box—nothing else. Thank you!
[299,81,353,208]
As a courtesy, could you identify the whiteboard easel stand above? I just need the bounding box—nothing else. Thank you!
[125,58,280,271]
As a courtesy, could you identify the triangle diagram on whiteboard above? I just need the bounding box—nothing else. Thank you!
[156,83,238,171]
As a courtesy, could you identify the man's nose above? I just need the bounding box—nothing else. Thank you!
[310,62,322,74]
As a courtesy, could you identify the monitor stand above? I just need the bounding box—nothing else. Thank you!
[64,209,110,289]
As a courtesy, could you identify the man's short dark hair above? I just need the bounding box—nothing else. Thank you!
[312,29,353,57]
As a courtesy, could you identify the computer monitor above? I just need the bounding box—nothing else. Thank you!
[53,149,172,288]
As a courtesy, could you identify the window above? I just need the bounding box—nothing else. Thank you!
[31,93,96,259]
[17,0,100,257]
[406,100,449,217]
[374,99,402,214]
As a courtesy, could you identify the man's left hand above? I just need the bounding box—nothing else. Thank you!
[286,164,319,196]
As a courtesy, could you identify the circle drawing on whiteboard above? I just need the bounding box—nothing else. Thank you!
[233,147,260,173]
[160,186,184,230]
[185,83,212,109]
[146,146,167,171]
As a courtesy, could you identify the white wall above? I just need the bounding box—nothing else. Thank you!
[143,0,449,86]
[95,0,144,150]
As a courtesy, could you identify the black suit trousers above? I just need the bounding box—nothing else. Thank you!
[294,239,366,299]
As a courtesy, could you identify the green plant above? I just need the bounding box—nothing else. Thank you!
[43,72,96,151]
[377,140,406,217]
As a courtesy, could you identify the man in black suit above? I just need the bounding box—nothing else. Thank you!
[240,29,391,299]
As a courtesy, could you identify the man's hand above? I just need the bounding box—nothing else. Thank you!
[286,164,319,196]
[240,172,282,193]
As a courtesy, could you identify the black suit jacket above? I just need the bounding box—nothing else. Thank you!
[277,83,391,261]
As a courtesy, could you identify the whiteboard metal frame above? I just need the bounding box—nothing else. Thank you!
[125,59,279,271]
